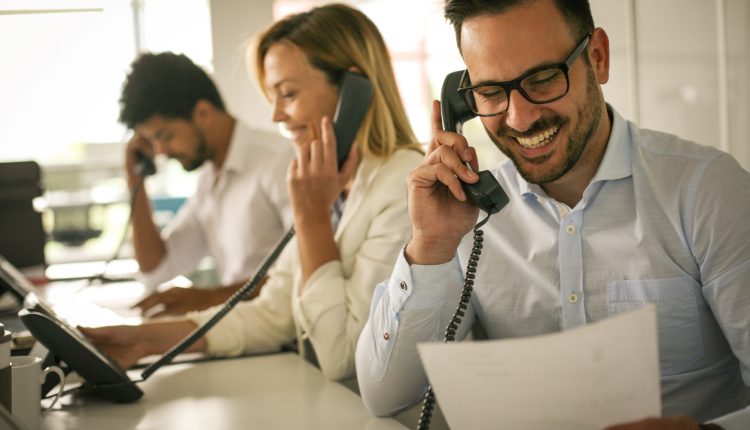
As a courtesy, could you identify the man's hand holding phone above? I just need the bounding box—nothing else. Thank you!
[125,133,155,187]
[404,100,480,266]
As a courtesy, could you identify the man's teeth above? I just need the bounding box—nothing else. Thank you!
[516,126,559,148]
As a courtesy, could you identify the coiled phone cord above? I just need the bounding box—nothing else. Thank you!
[416,213,491,430]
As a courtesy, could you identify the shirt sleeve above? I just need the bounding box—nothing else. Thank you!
[290,152,419,381]
[355,248,470,417]
[692,153,750,423]
[136,193,209,289]
[291,186,409,381]
[263,144,295,231]
[186,241,298,356]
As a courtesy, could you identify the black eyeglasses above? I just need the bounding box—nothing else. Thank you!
[458,33,592,117]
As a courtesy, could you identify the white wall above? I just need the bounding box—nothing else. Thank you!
[726,0,750,169]
[592,0,750,170]
[209,0,277,133]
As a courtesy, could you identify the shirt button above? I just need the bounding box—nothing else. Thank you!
[399,281,408,291]
[568,293,579,304]
[566,224,576,234]
[383,332,390,341]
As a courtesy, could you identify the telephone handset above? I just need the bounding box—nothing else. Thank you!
[440,70,508,214]
[333,71,374,168]
[133,149,156,177]
[417,71,511,430]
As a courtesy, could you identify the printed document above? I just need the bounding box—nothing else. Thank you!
[417,305,660,430]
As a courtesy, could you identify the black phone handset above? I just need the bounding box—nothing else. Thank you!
[140,71,374,380]
[133,150,156,177]
[333,71,374,168]
[440,70,508,215]
[416,71,510,430]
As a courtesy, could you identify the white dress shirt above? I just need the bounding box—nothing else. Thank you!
[188,149,423,381]
[138,122,294,288]
[355,108,750,429]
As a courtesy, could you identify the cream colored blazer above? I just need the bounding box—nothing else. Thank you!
[190,148,423,381]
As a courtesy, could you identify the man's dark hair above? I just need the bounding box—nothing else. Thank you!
[444,0,594,51]
[118,52,225,128]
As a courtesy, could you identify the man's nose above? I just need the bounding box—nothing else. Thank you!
[503,90,542,133]
[152,140,167,156]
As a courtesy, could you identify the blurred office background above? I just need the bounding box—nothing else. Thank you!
[1,0,748,267]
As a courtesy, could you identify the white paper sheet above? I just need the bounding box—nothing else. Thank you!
[417,304,661,430]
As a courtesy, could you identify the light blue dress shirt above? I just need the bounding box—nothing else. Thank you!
[355,108,750,429]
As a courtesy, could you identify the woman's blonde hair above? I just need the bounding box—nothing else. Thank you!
[253,3,421,158]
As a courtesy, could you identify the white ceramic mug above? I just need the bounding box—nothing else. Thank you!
[10,356,65,430]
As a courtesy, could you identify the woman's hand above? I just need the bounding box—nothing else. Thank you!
[80,319,205,370]
[287,116,359,221]
[288,116,358,286]
[79,324,153,369]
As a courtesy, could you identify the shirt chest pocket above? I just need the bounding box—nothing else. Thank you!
[608,277,703,376]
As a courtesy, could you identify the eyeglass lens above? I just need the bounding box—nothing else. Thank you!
[468,67,568,116]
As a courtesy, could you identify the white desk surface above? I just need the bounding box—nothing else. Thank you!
[42,353,408,430]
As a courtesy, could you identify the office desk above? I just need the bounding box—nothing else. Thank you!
[42,353,408,430]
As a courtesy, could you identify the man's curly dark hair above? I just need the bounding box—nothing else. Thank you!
[118,52,225,128]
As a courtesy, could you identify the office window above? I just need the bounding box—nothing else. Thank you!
[0,1,213,263]
[0,0,213,163]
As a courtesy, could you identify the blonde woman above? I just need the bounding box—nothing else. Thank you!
[82,3,422,381]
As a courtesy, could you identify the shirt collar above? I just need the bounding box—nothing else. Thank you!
[219,121,245,175]
[517,104,632,198]
[590,105,631,183]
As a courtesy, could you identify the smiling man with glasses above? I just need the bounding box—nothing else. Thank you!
[458,33,591,117]
[355,0,750,429]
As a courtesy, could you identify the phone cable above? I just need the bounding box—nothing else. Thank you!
[140,226,296,380]
[416,212,491,430]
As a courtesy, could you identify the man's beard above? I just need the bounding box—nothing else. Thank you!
[184,130,212,172]
[487,67,603,185]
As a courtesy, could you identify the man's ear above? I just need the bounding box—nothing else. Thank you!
[589,27,610,85]
[191,99,215,127]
